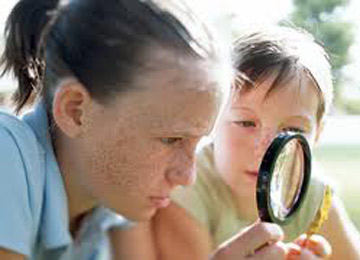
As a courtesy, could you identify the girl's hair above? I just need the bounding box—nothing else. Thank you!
[232,26,333,122]
[1,0,217,113]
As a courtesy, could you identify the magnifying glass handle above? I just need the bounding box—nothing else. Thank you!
[303,185,332,245]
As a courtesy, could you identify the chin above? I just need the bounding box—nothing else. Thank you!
[137,208,157,221]
[231,184,254,198]
[118,206,157,222]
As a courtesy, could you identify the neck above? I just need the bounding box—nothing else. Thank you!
[53,132,98,236]
[231,190,258,222]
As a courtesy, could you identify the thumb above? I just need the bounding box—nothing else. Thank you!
[214,222,284,259]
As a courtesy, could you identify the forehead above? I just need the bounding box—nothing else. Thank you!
[104,58,223,135]
[125,88,219,131]
[126,45,223,96]
[232,72,321,118]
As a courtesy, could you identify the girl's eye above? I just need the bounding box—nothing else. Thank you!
[233,120,257,128]
[160,137,183,145]
[282,127,305,134]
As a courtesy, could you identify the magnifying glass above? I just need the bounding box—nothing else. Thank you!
[256,132,311,225]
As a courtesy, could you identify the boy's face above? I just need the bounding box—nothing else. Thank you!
[74,54,225,221]
[213,71,321,202]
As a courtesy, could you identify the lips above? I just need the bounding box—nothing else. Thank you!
[149,196,171,208]
[245,170,259,178]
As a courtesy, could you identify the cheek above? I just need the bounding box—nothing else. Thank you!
[216,124,254,162]
[214,127,246,178]
[84,141,142,193]
[214,126,252,182]
[81,133,167,197]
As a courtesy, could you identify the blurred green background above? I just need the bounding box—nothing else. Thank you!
[315,144,360,230]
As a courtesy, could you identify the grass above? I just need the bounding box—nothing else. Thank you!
[313,145,360,230]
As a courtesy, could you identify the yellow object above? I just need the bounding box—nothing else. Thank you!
[306,185,333,235]
[171,143,327,246]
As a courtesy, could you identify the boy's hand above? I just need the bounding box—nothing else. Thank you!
[286,234,332,260]
[211,223,332,260]
[211,221,287,260]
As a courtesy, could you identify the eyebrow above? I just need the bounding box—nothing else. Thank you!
[149,121,212,137]
[163,127,212,137]
[229,106,255,113]
[285,115,313,129]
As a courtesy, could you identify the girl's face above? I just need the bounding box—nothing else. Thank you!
[73,52,226,221]
[214,71,321,201]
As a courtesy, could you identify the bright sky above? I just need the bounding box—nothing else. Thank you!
[224,0,293,24]
[225,0,360,99]
[0,0,359,97]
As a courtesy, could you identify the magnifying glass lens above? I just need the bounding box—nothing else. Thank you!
[257,132,311,224]
[270,139,305,220]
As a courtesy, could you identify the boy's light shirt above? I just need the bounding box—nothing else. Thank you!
[171,143,326,247]
[0,101,132,259]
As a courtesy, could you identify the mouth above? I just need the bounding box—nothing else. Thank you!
[149,196,171,209]
[245,170,259,179]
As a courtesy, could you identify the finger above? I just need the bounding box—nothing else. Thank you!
[286,248,319,260]
[250,241,287,260]
[234,222,284,257]
[286,243,302,259]
[285,244,304,260]
[294,234,332,258]
[299,248,323,260]
[215,222,284,259]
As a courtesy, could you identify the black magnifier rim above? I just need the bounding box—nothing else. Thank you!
[256,132,311,225]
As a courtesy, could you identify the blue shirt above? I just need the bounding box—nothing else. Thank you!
[0,102,131,259]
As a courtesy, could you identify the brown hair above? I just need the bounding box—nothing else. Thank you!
[232,26,333,122]
[1,0,218,114]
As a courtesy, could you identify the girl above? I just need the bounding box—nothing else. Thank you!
[0,0,233,259]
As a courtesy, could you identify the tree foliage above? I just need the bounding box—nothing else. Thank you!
[288,0,354,110]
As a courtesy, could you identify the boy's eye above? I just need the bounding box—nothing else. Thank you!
[282,127,305,134]
[234,121,256,128]
[160,137,183,145]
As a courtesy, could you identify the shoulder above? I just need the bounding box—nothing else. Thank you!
[0,111,45,257]
[154,203,213,259]
[0,111,45,190]
[0,111,42,151]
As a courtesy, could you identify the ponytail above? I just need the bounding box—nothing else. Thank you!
[2,0,222,114]
[0,0,59,113]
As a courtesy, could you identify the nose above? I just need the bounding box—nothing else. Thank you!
[166,148,196,187]
[254,128,277,167]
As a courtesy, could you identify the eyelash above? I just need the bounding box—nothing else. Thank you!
[233,121,257,128]
[234,122,305,134]
[282,127,305,134]
[160,137,183,145]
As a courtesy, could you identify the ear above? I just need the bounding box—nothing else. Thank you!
[52,81,92,138]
